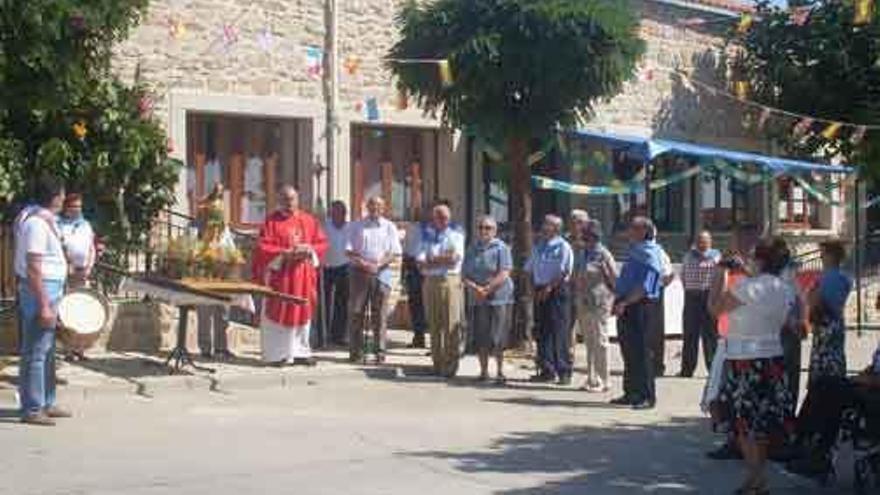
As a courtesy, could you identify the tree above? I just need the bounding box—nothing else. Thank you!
[732,0,880,179]
[0,0,180,248]
[388,0,644,343]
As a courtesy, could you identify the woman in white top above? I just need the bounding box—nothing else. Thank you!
[709,237,797,495]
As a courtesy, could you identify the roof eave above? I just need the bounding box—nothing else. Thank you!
[649,0,749,18]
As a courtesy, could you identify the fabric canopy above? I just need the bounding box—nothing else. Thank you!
[573,129,857,175]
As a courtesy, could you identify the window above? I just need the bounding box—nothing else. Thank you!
[777,176,833,229]
[700,171,760,231]
[350,125,437,221]
[186,114,306,227]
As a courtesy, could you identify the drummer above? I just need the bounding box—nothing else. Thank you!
[57,193,97,362]
[16,174,72,426]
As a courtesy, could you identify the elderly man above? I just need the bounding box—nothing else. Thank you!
[525,215,574,385]
[347,197,402,363]
[417,204,466,377]
[323,200,351,347]
[678,230,721,378]
[612,216,664,409]
[252,185,328,366]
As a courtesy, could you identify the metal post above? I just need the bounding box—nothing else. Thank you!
[855,177,863,336]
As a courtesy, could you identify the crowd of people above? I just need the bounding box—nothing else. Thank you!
[12,177,880,492]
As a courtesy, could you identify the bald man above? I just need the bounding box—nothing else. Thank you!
[524,215,574,385]
[346,197,402,363]
[417,204,466,378]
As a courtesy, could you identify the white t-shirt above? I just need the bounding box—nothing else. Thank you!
[58,218,95,269]
[725,274,794,359]
[347,217,402,265]
[15,212,68,281]
[324,221,350,268]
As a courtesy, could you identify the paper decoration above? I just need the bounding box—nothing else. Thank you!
[737,14,753,34]
[256,28,274,53]
[365,97,380,121]
[734,80,749,101]
[438,60,453,86]
[168,17,187,40]
[344,56,361,76]
[395,88,409,110]
[138,96,154,118]
[72,121,88,141]
[821,122,843,140]
[851,126,868,145]
[306,46,323,78]
[855,0,874,26]
[757,107,771,131]
[790,7,811,26]
[220,23,239,52]
[640,65,655,82]
[792,117,815,137]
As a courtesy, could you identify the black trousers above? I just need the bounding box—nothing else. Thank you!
[797,376,879,456]
[323,265,350,345]
[680,290,718,377]
[403,256,427,337]
[782,329,803,406]
[534,285,572,378]
[646,293,666,375]
[618,300,656,403]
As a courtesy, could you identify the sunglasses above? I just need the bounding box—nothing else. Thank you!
[478,225,495,230]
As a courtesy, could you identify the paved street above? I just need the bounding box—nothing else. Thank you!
[2,331,877,495]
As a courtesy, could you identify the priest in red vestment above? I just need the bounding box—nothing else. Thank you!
[253,186,328,365]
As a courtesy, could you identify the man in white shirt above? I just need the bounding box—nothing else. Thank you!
[347,197,402,363]
[417,204,466,377]
[16,175,71,426]
[323,200,350,347]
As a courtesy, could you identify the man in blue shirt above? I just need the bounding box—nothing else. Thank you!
[524,215,574,384]
[612,216,663,409]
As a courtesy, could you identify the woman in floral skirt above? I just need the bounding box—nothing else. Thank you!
[709,237,797,495]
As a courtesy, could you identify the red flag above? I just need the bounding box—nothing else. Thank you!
[792,117,814,137]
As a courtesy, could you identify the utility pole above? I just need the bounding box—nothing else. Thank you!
[324,0,339,204]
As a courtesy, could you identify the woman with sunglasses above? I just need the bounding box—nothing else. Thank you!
[462,216,514,383]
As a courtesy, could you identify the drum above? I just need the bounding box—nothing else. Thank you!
[57,289,110,352]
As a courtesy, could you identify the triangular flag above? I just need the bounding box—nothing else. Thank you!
[737,14,753,34]
[734,80,749,101]
[365,97,380,121]
[396,88,409,110]
[851,126,868,145]
[790,7,811,26]
[306,46,323,78]
[168,17,187,40]
[792,117,814,137]
[757,107,772,130]
[821,122,843,140]
[256,27,274,53]
[438,60,453,86]
[855,0,874,26]
[343,56,361,76]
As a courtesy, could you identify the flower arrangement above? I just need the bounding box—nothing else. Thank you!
[156,235,246,280]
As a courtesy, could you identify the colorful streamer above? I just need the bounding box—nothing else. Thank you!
[365,97,380,121]
[438,60,453,86]
[306,46,323,78]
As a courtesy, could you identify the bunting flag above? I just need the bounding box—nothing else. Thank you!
[168,17,187,40]
[365,97,380,121]
[734,80,749,101]
[737,14,753,34]
[855,0,874,26]
[851,126,868,145]
[395,88,409,110]
[821,122,843,140]
[256,27,274,53]
[532,166,700,196]
[757,107,772,131]
[790,7,811,26]
[792,117,815,137]
[438,60,453,86]
[710,159,770,185]
[792,175,836,205]
[306,46,323,78]
[221,23,239,50]
[344,56,361,76]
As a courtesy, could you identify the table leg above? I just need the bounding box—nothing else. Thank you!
[163,306,215,374]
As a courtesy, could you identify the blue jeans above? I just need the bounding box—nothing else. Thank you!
[18,279,64,416]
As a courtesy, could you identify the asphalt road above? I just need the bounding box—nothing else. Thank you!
[0,355,847,495]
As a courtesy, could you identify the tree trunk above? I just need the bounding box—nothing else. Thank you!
[508,136,533,349]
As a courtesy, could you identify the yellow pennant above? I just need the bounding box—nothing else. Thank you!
[855,0,874,25]
[734,80,749,101]
[821,122,843,140]
[438,60,453,86]
[737,14,753,34]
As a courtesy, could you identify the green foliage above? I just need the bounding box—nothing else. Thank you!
[388,0,645,142]
[733,0,880,178]
[0,0,179,247]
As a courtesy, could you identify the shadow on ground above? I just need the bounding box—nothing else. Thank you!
[403,417,788,494]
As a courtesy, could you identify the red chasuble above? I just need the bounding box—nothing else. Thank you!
[253,210,328,327]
